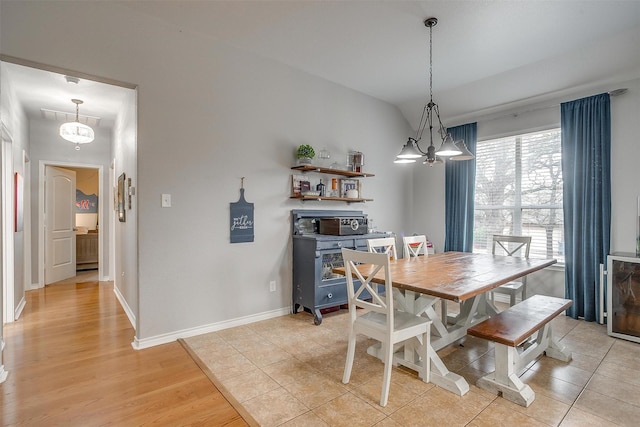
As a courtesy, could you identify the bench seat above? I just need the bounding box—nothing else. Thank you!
[467,295,572,407]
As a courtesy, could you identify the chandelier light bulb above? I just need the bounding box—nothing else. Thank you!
[435,134,462,157]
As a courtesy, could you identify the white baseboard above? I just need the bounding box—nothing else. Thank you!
[0,365,7,384]
[131,306,291,350]
[0,340,7,384]
[14,296,26,320]
[112,284,136,331]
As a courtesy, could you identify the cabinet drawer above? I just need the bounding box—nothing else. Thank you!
[315,281,380,307]
[316,283,348,306]
[316,240,356,251]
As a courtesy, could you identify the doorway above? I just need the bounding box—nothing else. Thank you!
[40,162,105,286]
[1,57,137,339]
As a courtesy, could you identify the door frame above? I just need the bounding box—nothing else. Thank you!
[38,160,106,288]
[2,123,15,323]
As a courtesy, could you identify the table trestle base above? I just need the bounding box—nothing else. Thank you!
[366,342,470,396]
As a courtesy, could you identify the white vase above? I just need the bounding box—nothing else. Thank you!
[297,157,313,165]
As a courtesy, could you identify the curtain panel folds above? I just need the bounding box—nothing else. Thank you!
[561,93,611,322]
[444,123,477,252]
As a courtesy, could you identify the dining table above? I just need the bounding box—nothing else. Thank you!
[333,251,557,396]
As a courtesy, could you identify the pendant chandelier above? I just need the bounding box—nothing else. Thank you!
[394,17,473,166]
[59,99,94,150]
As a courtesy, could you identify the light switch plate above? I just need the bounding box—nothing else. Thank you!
[161,194,171,208]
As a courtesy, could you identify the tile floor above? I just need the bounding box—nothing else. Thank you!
[183,306,640,426]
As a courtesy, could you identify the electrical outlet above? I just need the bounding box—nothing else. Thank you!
[269,280,276,292]
[161,193,172,208]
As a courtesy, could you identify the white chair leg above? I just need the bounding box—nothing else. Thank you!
[380,342,393,407]
[440,300,448,325]
[422,332,430,383]
[342,330,356,384]
[510,292,516,306]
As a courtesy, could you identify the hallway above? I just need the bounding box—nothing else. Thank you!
[0,273,246,426]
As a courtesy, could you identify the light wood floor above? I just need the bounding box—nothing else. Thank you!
[1,272,247,426]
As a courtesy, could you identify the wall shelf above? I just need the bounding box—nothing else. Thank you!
[290,195,373,203]
[290,164,374,203]
[291,164,374,178]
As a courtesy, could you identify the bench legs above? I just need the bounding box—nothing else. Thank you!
[477,343,536,407]
[476,324,572,407]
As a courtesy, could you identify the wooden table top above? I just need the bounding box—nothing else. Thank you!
[333,251,557,303]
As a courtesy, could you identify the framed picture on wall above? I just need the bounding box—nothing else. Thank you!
[117,173,126,222]
[14,172,24,232]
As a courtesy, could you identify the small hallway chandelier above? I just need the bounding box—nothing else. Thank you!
[60,98,94,150]
[394,17,473,166]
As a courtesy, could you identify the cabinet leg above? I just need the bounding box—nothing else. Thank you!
[314,310,323,325]
[293,303,300,314]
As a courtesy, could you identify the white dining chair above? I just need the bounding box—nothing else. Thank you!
[341,248,431,407]
[366,237,398,260]
[403,235,452,323]
[491,235,533,306]
[402,235,429,258]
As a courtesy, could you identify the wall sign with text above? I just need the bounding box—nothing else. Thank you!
[230,182,254,243]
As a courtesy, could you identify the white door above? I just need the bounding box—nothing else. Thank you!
[45,166,76,284]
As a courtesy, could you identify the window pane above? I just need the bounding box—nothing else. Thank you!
[473,129,564,263]
[522,208,564,261]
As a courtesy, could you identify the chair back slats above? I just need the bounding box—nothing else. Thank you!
[349,262,386,310]
[402,235,428,258]
[492,235,532,258]
[366,237,398,260]
[491,235,533,305]
[342,248,392,321]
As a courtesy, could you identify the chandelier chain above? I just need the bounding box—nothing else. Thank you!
[429,22,433,104]
[394,16,471,164]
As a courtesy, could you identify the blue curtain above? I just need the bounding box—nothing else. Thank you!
[444,122,477,252]
[561,93,611,322]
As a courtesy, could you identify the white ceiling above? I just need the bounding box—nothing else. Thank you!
[4,1,640,130]
[1,61,133,129]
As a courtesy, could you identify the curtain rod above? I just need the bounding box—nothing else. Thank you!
[449,86,629,126]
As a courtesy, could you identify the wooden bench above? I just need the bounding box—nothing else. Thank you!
[467,295,573,407]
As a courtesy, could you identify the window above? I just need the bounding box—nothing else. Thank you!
[473,129,564,263]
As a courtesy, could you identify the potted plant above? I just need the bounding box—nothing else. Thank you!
[296,144,315,165]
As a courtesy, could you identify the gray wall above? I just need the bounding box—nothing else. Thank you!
[0,1,413,344]
[1,61,30,317]
[113,88,138,332]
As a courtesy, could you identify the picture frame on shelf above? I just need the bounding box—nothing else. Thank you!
[291,174,308,197]
[340,178,359,198]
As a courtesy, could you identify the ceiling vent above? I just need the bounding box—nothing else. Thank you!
[40,108,101,127]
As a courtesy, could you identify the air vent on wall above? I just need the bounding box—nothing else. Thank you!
[40,108,101,127]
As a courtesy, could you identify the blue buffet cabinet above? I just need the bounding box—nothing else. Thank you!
[291,209,389,325]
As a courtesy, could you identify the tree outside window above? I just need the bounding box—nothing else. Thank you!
[473,129,564,263]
